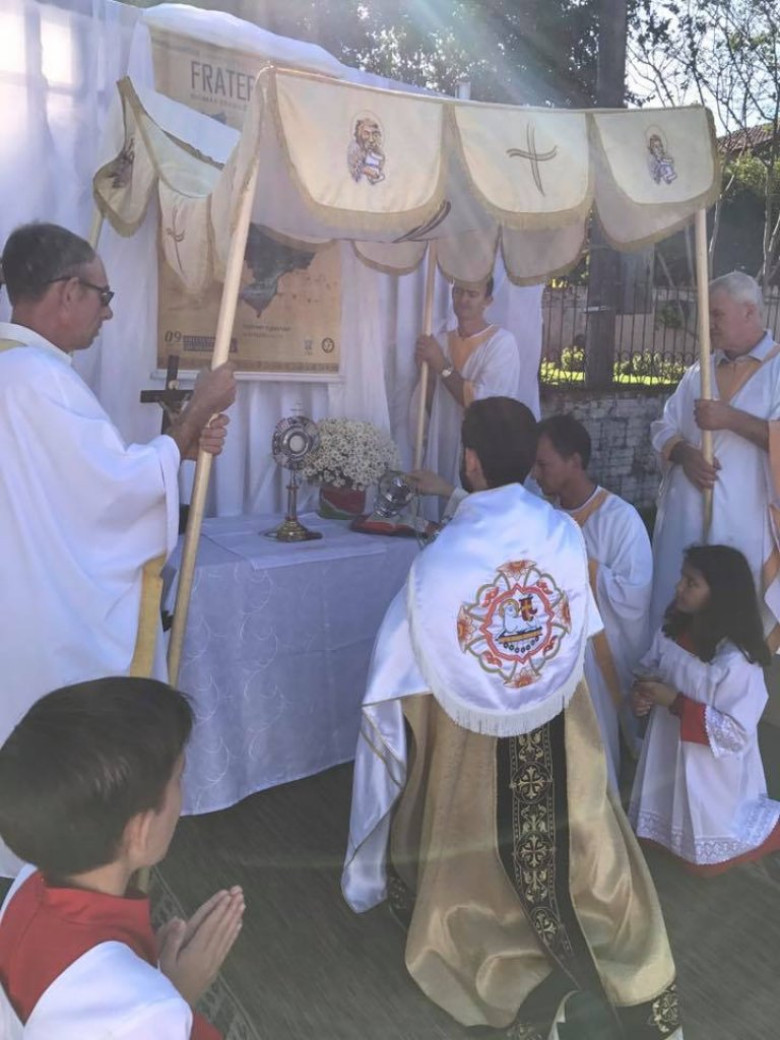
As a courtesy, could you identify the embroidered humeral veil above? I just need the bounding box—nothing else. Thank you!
[342,485,682,1037]
[408,485,594,737]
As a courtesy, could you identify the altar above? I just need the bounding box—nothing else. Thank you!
[165,514,419,815]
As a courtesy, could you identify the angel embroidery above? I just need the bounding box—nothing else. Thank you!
[647,131,677,185]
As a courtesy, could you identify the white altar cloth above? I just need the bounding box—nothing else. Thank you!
[165,515,419,814]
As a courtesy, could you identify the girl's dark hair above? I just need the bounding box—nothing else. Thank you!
[0,677,193,877]
[663,544,771,666]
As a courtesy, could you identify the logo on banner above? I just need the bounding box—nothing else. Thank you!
[347,113,386,185]
[457,560,571,688]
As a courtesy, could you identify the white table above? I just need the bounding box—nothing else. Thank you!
[165,513,419,814]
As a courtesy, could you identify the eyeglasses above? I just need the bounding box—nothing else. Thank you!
[45,276,114,307]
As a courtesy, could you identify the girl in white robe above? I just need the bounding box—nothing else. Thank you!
[629,544,780,876]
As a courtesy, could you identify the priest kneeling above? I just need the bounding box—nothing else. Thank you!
[342,397,682,1039]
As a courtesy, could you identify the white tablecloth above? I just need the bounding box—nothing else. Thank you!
[165,514,419,814]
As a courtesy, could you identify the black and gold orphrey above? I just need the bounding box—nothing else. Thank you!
[496,715,680,1038]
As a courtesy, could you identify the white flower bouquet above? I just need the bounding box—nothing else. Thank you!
[302,418,400,491]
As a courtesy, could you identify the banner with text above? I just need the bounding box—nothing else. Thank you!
[150,28,341,377]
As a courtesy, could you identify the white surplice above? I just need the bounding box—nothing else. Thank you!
[629,630,780,865]
[0,324,180,876]
[0,867,192,1040]
[342,483,600,911]
[565,488,653,790]
[411,325,534,491]
[649,330,780,640]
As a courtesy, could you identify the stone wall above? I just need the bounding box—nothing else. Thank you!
[540,387,671,512]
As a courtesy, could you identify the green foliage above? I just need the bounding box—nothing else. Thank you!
[560,344,586,371]
[616,351,686,382]
[155,0,601,107]
[655,301,684,329]
[541,351,686,386]
[726,154,780,203]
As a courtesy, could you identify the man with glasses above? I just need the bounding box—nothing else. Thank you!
[0,222,236,877]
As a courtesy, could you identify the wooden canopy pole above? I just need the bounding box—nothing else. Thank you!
[694,208,713,540]
[413,241,439,470]
[88,208,104,249]
[167,160,260,686]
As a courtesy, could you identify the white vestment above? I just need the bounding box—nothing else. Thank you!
[343,482,600,911]
[0,325,180,876]
[411,325,535,490]
[629,631,780,865]
[650,331,780,641]
[0,867,192,1040]
[565,488,653,790]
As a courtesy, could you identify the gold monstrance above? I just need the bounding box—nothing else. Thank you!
[265,415,322,542]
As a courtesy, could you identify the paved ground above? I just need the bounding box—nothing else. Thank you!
[159,721,780,1040]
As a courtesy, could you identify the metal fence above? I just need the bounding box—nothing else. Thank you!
[541,278,780,388]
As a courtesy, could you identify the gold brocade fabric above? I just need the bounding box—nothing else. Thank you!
[391,683,676,1030]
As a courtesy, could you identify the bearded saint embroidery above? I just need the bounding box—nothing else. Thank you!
[347,114,386,185]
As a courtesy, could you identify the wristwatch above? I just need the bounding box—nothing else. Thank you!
[440,360,455,379]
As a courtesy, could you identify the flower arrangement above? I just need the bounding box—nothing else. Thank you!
[302,418,400,491]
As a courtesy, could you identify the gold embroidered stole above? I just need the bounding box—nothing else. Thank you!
[447,325,497,372]
[447,326,497,407]
[715,341,780,404]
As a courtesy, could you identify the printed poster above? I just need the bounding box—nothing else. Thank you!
[150,28,341,377]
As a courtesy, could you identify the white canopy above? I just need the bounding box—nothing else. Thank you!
[95,68,719,287]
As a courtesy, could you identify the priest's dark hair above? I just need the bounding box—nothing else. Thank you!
[1,222,95,304]
[663,544,771,667]
[536,414,592,469]
[461,396,537,488]
[0,677,193,877]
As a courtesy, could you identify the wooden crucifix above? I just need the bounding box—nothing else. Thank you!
[139,354,192,434]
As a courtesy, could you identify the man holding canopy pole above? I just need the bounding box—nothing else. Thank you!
[650,270,780,646]
[0,222,236,877]
[411,275,535,499]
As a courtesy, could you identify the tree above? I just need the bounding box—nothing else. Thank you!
[127,0,601,107]
[630,0,780,285]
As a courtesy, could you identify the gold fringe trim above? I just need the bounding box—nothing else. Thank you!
[499,229,587,288]
[266,67,449,238]
[351,241,427,276]
[447,104,597,234]
[94,77,226,239]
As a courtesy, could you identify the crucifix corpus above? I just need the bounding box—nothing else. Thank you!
[139,354,193,433]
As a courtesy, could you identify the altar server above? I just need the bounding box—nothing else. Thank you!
[630,544,780,876]
[0,222,235,876]
[412,277,537,495]
[0,677,244,1039]
[534,414,653,789]
[343,397,681,1039]
[650,271,780,645]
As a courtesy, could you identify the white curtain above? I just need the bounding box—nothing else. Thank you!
[1,0,542,516]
